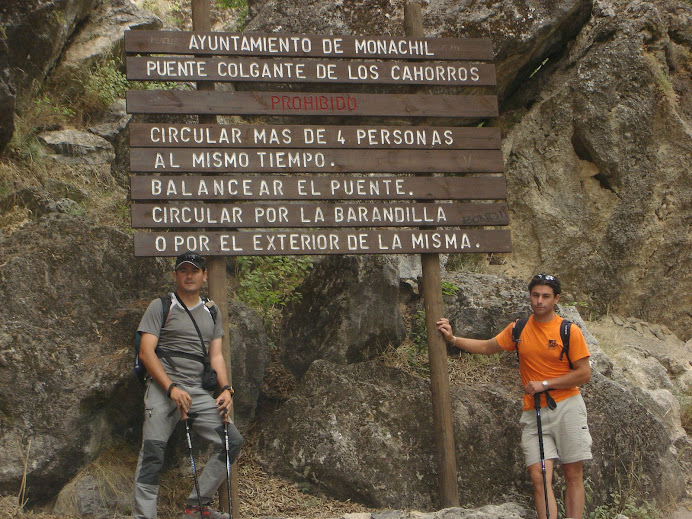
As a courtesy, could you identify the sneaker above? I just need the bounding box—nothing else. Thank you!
[182,505,230,519]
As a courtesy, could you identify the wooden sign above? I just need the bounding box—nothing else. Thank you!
[129,123,502,150]
[124,30,494,61]
[130,147,504,173]
[126,90,499,118]
[134,229,512,256]
[129,175,507,201]
[131,201,509,228]
[126,56,497,86]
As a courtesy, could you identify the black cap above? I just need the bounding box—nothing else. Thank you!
[175,251,206,271]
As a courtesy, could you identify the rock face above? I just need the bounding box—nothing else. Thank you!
[0,215,267,504]
[256,360,685,511]
[228,299,271,431]
[0,0,98,99]
[51,0,162,94]
[0,214,170,503]
[38,129,116,165]
[500,0,692,337]
[280,255,407,379]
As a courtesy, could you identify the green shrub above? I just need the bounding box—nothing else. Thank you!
[235,256,313,334]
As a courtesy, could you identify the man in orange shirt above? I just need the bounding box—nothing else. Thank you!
[437,274,592,519]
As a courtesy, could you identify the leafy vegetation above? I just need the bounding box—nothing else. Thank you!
[235,256,313,335]
[559,477,660,519]
[441,280,459,296]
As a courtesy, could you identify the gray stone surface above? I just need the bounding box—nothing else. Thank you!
[280,255,407,379]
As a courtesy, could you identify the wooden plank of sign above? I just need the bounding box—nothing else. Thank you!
[130,148,504,173]
[126,56,497,86]
[133,229,512,256]
[129,123,502,150]
[130,201,509,228]
[124,30,494,61]
[126,90,499,118]
[129,175,507,201]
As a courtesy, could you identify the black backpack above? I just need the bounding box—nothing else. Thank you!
[133,295,217,382]
[511,317,573,369]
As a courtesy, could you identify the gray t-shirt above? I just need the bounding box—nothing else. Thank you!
[138,293,224,388]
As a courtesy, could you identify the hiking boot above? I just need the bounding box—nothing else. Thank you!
[182,505,229,519]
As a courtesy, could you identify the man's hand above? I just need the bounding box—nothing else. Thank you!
[524,380,546,396]
[436,317,454,343]
[216,389,233,419]
[170,386,192,416]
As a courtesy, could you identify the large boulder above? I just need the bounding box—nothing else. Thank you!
[500,0,692,338]
[279,255,407,379]
[256,359,685,511]
[50,0,162,94]
[228,299,271,431]
[0,214,170,504]
[0,0,98,102]
[0,215,266,504]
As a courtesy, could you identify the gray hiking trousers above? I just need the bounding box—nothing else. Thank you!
[134,381,244,519]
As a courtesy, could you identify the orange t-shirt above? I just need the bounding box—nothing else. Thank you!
[495,315,590,411]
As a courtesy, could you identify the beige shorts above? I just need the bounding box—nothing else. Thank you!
[520,393,592,467]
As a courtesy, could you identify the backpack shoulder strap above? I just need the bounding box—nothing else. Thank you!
[159,294,172,329]
[558,320,573,369]
[512,317,529,361]
[203,297,218,324]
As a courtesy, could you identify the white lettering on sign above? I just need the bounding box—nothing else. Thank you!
[321,38,343,54]
[219,235,244,252]
[330,178,406,196]
[256,151,326,168]
[188,34,312,54]
[390,65,480,82]
[254,206,289,224]
[150,126,242,145]
[332,206,445,224]
[347,64,380,81]
[217,61,306,79]
[252,233,340,252]
[354,39,434,57]
[154,152,180,168]
[146,59,208,77]
[253,128,292,145]
[355,128,453,146]
[151,206,243,225]
[192,151,250,168]
[411,232,471,250]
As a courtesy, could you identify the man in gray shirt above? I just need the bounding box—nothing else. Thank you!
[134,251,243,519]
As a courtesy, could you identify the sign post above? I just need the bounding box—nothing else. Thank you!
[190,1,239,518]
[405,1,459,508]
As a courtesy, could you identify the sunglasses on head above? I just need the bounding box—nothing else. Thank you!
[534,274,556,281]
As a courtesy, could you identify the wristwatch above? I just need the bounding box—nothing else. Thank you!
[542,380,549,390]
[221,384,234,396]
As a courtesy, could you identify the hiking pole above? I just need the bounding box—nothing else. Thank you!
[182,409,204,519]
[534,393,550,519]
[223,418,233,518]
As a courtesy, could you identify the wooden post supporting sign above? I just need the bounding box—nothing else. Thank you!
[190,2,239,518]
[405,2,460,508]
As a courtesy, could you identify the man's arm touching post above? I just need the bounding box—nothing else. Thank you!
[436,317,503,355]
